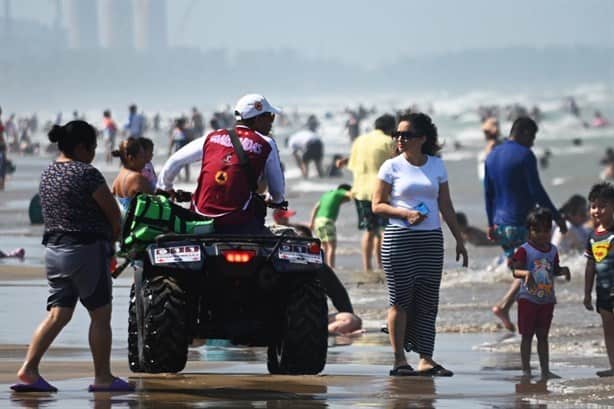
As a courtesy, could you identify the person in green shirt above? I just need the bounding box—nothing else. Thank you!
[309,184,353,267]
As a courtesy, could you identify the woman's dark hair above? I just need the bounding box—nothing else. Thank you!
[559,194,587,218]
[525,207,553,229]
[398,112,442,156]
[112,137,142,165]
[337,183,352,191]
[138,137,154,152]
[48,120,96,156]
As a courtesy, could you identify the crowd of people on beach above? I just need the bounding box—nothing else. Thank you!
[2,92,614,393]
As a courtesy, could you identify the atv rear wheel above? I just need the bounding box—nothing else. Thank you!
[141,276,189,373]
[128,283,142,372]
[267,279,328,374]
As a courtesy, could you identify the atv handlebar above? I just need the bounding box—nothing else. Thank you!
[155,189,287,209]
[154,189,192,203]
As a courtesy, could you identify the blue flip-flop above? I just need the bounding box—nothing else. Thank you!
[11,376,58,392]
[88,377,135,392]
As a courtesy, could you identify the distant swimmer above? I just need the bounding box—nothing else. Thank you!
[124,104,145,138]
[288,114,324,178]
[564,96,581,118]
[593,111,610,128]
[600,148,614,181]
[0,247,25,258]
[101,110,118,164]
[456,212,497,247]
[0,106,6,190]
[477,117,501,181]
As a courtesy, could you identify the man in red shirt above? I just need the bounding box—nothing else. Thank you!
[158,94,285,234]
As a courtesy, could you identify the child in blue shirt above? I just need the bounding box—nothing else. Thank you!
[584,182,614,377]
[511,208,570,379]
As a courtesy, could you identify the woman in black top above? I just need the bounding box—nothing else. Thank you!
[12,121,133,392]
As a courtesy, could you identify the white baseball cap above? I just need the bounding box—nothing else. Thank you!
[234,94,281,120]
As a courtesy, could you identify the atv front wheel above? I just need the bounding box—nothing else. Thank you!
[267,279,328,374]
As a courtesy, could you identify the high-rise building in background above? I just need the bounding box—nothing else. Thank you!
[3,0,12,39]
[98,0,133,48]
[134,0,167,51]
[63,0,99,49]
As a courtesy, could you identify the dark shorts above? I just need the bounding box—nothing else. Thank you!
[355,199,387,232]
[45,240,113,311]
[517,298,554,336]
[302,139,323,163]
[494,224,528,258]
[596,286,614,313]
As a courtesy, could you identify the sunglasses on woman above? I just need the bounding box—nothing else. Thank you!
[391,130,420,140]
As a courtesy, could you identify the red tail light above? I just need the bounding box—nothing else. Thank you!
[308,242,321,254]
[222,250,256,263]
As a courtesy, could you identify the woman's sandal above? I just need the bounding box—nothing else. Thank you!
[389,364,417,376]
[417,364,454,377]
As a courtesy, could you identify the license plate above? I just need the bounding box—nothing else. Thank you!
[277,244,322,264]
[153,245,201,264]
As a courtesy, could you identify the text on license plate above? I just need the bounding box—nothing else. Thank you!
[277,244,322,264]
[153,246,201,264]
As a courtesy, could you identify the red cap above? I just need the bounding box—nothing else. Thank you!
[273,209,296,223]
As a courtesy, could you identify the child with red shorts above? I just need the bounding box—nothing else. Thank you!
[511,208,571,379]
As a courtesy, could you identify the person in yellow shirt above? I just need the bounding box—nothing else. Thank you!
[337,114,396,271]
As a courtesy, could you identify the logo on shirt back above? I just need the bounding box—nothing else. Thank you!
[215,171,228,185]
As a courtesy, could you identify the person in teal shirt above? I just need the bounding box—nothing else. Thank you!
[309,184,352,267]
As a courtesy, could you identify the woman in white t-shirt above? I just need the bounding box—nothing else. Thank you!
[373,112,468,377]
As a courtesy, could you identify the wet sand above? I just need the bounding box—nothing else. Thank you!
[0,267,613,409]
[1,333,612,408]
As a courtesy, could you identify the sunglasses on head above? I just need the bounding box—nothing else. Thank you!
[391,130,419,139]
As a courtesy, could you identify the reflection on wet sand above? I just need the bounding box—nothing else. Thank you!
[0,332,607,408]
[386,377,436,409]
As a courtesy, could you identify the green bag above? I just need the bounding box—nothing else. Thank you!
[120,193,213,256]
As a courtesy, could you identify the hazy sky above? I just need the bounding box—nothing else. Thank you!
[8,0,614,66]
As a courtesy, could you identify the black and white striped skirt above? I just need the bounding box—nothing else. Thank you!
[381,225,444,356]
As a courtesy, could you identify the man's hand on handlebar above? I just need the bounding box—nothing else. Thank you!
[154,189,192,203]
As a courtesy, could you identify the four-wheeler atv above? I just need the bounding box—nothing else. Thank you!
[120,193,328,375]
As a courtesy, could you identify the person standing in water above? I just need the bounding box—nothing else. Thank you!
[111,138,154,213]
[12,121,132,392]
[484,117,567,331]
[336,114,397,272]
